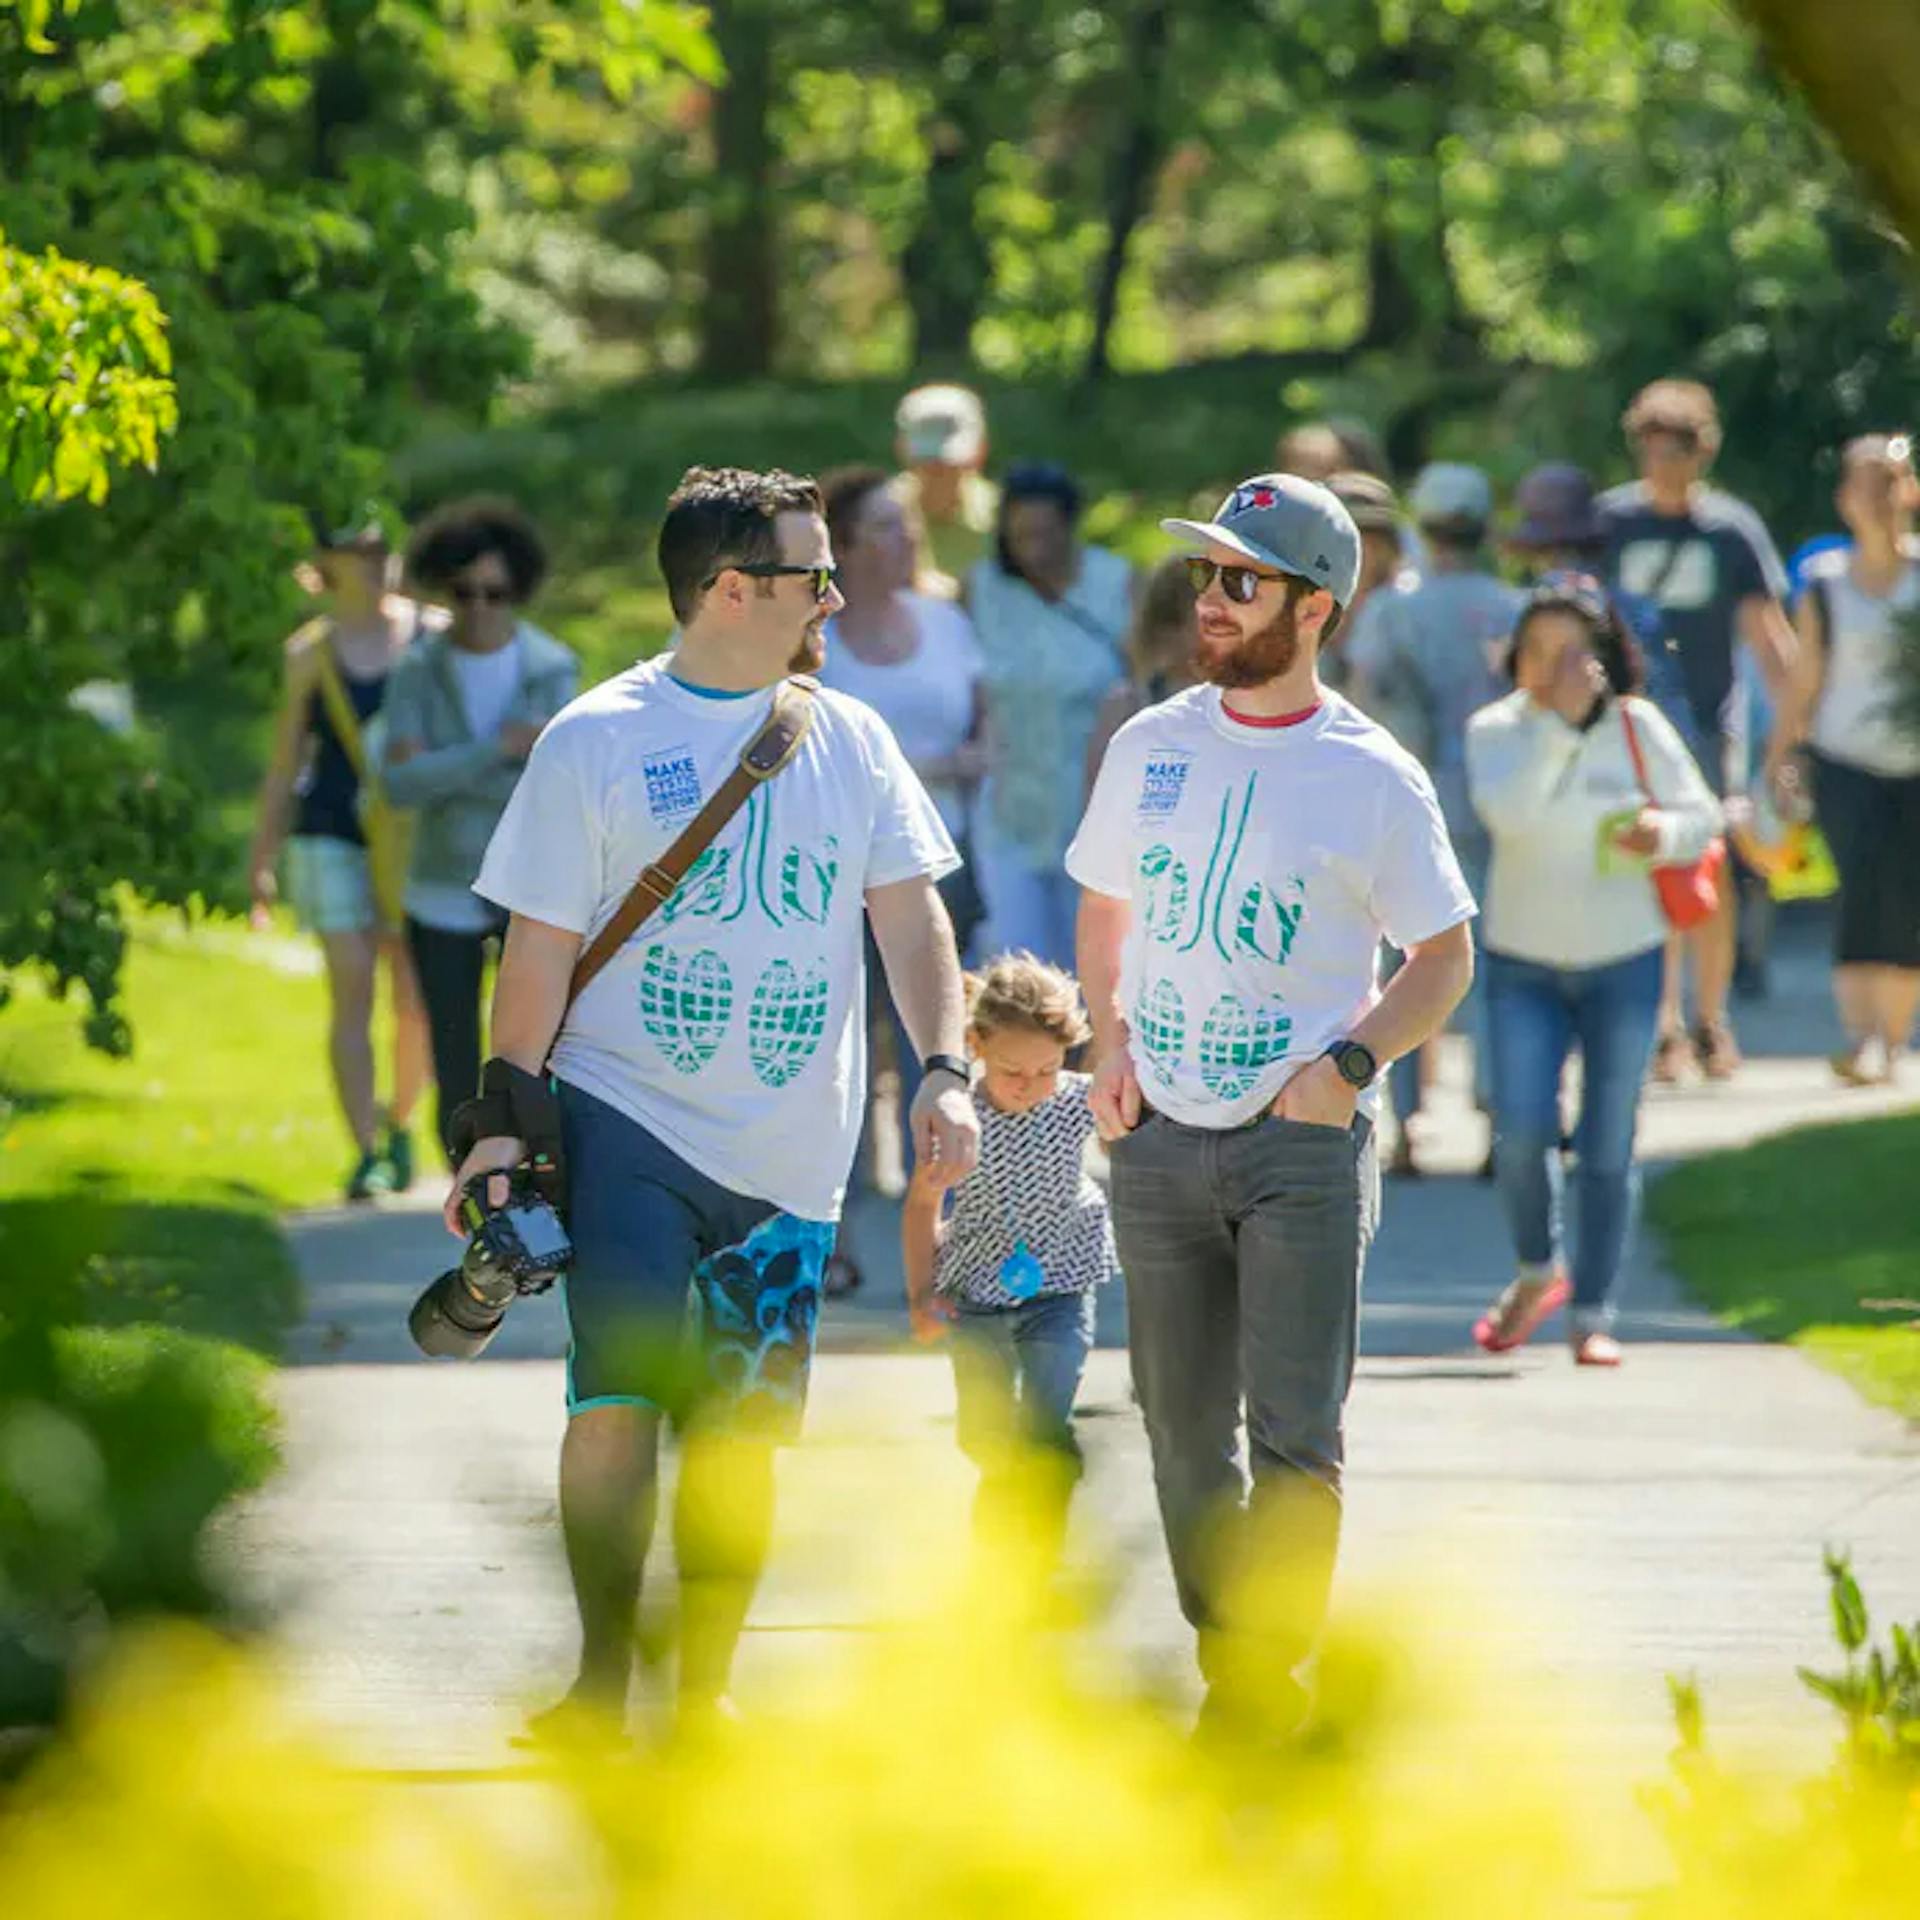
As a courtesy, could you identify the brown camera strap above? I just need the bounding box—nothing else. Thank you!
[565,675,819,1008]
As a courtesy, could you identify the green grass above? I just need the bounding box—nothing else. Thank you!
[1649,1112,1920,1421]
[1,911,365,1357]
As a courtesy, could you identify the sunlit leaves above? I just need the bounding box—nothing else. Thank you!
[0,240,178,507]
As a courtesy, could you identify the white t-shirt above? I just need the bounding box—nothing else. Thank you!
[1066,686,1475,1127]
[818,595,983,834]
[1805,550,1920,777]
[451,633,525,738]
[474,661,958,1220]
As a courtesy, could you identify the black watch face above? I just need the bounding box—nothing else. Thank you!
[1339,1044,1376,1086]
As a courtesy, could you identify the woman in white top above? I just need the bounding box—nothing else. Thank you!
[1467,580,1720,1366]
[818,467,988,1253]
[818,468,986,868]
[967,462,1134,970]
[1767,434,1920,1085]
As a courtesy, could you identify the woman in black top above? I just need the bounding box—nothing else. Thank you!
[248,523,431,1201]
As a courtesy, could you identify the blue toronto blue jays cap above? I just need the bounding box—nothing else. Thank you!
[1162,473,1363,606]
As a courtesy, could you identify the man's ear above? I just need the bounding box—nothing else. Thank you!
[707,567,745,618]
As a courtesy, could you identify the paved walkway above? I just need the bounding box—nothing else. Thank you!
[233,909,1919,1773]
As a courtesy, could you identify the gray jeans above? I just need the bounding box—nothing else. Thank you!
[1108,1108,1379,1687]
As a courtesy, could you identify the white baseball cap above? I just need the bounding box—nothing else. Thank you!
[895,384,987,466]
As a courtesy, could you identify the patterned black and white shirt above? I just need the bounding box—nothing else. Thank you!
[933,1072,1120,1308]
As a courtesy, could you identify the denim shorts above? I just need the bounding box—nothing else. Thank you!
[558,1081,831,1432]
[285,833,377,935]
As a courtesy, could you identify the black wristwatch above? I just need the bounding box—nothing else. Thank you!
[1324,1039,1379,1089]
[923,1052,972,1088]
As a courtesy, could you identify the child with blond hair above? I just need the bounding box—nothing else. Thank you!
[903,953,1119,1550]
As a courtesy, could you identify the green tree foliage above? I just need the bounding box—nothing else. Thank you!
[469,0,1914,531]
[0,0,712,1048]
[0,237,176,504]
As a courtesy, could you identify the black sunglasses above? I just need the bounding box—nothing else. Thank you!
[1184,556,1303,606]
[705,562,840,603]
[451,582,514,605]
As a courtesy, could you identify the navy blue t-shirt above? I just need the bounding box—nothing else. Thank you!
[1597,482,1787,736]
[293,659,386,844]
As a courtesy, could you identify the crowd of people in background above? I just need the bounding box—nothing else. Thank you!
[251,376,1920,1370]
[250,500,580,1197]
[240,390,1920,1741]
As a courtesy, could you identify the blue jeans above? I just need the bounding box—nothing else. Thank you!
[1483,946,1663,1333]
[948,1290,1096,1562]
[973,818,1080,973]
[948,1290,1096,1469]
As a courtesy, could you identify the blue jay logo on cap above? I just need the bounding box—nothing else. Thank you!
[1226,483,1280,516]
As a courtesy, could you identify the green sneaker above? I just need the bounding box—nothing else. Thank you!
[345,1147,396,1203]
[384,1121,414,1192]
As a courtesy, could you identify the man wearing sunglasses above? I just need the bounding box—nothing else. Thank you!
[1598,379,1796,1082]
[456,465,979,1737]
[1069,474,1476,1738]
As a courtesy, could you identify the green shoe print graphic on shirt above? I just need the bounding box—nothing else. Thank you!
[659,846,732,926]
[649,798,839,934]
[747,957,831,1087]
[779,837,840,926]
[1141,774,1311,971]
[1234,877,1306,967]
[639,945,734,1075]
[1133,976,1187,1087]
[1138,844,1191,947]
[1198,992,1292,1100]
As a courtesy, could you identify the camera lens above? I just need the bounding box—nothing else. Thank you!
[408,1263,513,1359]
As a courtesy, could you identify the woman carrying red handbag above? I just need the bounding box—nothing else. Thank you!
[1465,581,1722,1365]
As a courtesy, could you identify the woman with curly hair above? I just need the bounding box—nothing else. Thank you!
[382,498,578,1159]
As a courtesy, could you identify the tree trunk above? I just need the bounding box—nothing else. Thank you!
[1355,178,1422,352]
[1737,1,1920,252]
[311,52,372,181]
[699,0,778,381]
[1082,0,1173,384]
[900,0,996,372]
[1350,28,1478,356]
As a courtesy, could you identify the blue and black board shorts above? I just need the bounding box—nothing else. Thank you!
[558,1080,833,1440]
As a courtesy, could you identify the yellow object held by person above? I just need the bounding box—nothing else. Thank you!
[1724,791,1838,902]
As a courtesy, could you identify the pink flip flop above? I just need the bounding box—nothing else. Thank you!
[1472,1273,1572,1353]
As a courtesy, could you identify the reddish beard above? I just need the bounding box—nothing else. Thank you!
[789,618,827,673]
[1192,590,1303,690]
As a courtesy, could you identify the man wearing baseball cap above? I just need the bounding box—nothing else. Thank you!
[1068,474,1476,1737]
[893,382,998,599]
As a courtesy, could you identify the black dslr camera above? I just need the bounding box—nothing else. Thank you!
[408,1171,572,1358]
[408,1058,571,1360]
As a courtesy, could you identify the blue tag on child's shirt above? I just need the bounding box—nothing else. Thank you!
[998,1240,1045,1301]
